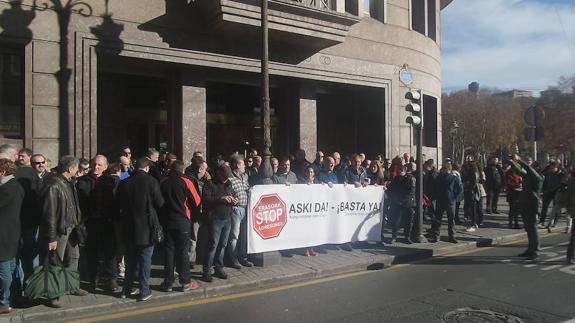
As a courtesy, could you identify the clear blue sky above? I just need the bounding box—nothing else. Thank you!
[441,0,575,94]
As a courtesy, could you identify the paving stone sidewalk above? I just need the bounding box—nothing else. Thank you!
[1,200,570,322]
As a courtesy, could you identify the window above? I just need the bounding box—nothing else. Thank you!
[367,0,386,23]
[427,0,436,41]
[422,94,437,147]
[411,0,426,35]
[345,0,359,16]
[0,48,24,139]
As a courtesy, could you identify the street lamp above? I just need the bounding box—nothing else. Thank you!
[259,0,273,184]
[449,121,459,162]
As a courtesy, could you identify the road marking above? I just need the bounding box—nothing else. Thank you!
[68,233,562,322]
[541,265,563,271]
[68,266,401,323]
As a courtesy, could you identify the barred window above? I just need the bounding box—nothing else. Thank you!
[0,48,24,139]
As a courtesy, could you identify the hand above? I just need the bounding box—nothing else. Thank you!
[354,182,361,188]
[285,182,291,186]
[328,182,334,188]
[48,241,58,251]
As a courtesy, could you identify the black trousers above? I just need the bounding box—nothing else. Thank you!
[86,219,117,283]
[521,202,540,254]
[540,191,557,224]
[389,204,414,238]
[432,202,456,238]
[507,192,521,226]
[163,227,191,286]
[486,187,501,212]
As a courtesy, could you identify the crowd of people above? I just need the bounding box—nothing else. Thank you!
[1,143,575,314]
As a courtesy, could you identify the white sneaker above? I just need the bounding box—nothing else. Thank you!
[466,226,476,232]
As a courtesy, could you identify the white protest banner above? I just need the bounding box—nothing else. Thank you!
[247,184,384,254]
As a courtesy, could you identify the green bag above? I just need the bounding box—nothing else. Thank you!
[24,251,80,300]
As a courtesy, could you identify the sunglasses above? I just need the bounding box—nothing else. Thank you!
[32,161,46,165]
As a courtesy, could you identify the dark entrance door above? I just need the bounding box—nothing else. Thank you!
[98,73,171,159]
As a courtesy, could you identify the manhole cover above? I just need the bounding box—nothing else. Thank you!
[443,308,525,323]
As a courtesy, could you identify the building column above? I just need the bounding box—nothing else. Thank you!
[335,0,345,13]
[178,74,206,165]
[299,85,317,159]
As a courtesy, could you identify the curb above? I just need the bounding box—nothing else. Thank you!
[1,226,567,322]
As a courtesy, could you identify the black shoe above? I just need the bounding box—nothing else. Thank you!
[160,282,173,292]
[493,210,500,214]
[448,237,458,244]
[567,258,573,264]
[137,292,152,302]
[517,251,530,257]
[526,253,538,261]
[404,237,413,244]
[230,262,242,270]
[202,273,213,283]
[240,259,254,267]
[485,210,491,214]
[389,238,396,244]
[428,237,438,243]
[214,269,228,280]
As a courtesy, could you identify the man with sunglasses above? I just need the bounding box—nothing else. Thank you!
[31,155,48,179]
[13,149,43,300]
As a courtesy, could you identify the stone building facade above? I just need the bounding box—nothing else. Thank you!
[0,0,452,165]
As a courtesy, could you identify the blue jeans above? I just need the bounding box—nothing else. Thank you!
[226,206,246,264]
[0,258,17,308]
[124,244,154,296]
[203,216,231,274]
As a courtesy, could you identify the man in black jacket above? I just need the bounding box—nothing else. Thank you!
[160,160,201,292]
[509,155,544,260]
[429,163,463,243]
[76,155,120,293]
[202,165,237,282]
[386,165,416,244]
[484,157,504,214]
[40,155,88,307]
[117,157,165,301]
[14,149,42,289]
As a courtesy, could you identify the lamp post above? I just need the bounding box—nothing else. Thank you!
[259,0,273,184]
[449,121,459,162]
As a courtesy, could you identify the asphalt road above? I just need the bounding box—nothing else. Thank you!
[77,234,575,323]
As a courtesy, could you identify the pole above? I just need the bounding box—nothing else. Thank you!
[533,141,537,163]
[413,90,426,243]
[259,0,273,184]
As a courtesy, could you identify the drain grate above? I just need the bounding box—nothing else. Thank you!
[443,308,525,323]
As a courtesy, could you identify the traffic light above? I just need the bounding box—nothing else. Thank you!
[405,90,423,128]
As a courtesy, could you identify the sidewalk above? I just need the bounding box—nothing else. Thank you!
[2,201,570,322]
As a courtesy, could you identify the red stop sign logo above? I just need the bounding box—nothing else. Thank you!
[252,193,287,240]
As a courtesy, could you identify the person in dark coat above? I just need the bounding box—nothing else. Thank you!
[484,157,504,214]
[386,165,416,244]
[40,155,88,308]
[117,157,164,301]
[429,163,462,243]
[76,155,120,293]
[509,155,544,260]
[539,162,565,226]
[14,152,42,291]
[505,165,523,229]
[202,165,237,282]
[159,160,201,292]
[423,159,439,220]
[0,159,25,314]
